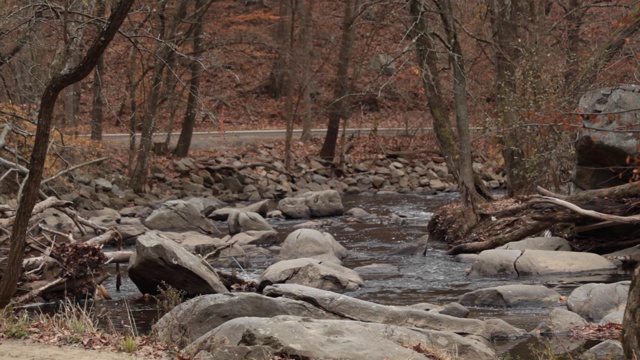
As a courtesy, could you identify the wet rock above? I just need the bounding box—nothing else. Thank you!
[144,200,218,234]
[567,281,630,322]
[258,258,363,292]
[128,231,228,296]
[279,228,348,263]
[154,292,338,349]
[353,263,401,280]
[277,190,344,219]
[184,315,496,360]
[430,302,470,318]
[579,339,624,360]
[517,250,617,275]
[262,284,492,339]
[459,284,560,308]
[228,230,279,247]
[226,210,274,235]
[498,236,572,251]
[483,318,528,340]
[468,250,520,277]
[469,250,616,277]
[535,308,588,336]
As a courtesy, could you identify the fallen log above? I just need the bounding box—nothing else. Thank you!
[0,197,72,228]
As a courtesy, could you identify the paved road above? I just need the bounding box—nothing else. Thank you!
[96,127,417,149]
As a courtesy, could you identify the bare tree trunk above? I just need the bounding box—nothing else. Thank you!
[437,0,478,227]
[0,0,134,308]
[267,0,292,98]
[174,0,206,158]
[623,265,640,359]
[300,0,314,142]
[283,1,297,170]
[131,0,188,192]
[410,0,459,182]
[320,0,359,162]
[90,2,106,141]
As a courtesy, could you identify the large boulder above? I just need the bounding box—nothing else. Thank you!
[227,210,274,235]
[277,190,344,219]
[575,84,640,189]
[128,231,228,296]
[262,284,527,340]
[279,228,348,263]
[459,285,561,308]
[535,308,588,336]
[567,281,630,322]
[580,339,624,360]
[153,292,338,349]
[469,249,616,277]
[144,200,218,234]
[258,258,363,292]
[183,315,496,360]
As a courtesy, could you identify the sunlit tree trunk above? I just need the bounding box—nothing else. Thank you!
[320,0,359,162]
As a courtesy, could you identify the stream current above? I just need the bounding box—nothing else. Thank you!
[96,192,631,359]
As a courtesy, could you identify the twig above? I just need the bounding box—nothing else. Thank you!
[41,156,109,185]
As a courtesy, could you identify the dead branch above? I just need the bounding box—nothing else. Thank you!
[532,196,640,224]
[41,156,109,185]
[56,207,109,235]
[446,220,553,255]
[14,278,66,305]
[84,229,120,246]
[0,197,72,228]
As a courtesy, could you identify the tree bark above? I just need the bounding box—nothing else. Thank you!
[623,265,640,359]
[320,0,359,161]
[0,0,134,308]
[300,0,314,142]
[174,1,206,158]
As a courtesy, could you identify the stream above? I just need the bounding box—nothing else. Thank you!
[96,192,631,359]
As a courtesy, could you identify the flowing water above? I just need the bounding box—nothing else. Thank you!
[95,192,631,359]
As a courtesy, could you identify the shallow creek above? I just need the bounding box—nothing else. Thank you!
[97,192,631,359]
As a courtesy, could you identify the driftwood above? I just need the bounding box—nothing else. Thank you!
[0,197,72,228]
[432,184,640,255]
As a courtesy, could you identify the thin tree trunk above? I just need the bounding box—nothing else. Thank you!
[0,0,134,308]
[174,0,206,158]
[410,0,459,182]
[90,0,106,141]
[300,0,314,142]
[437,0,478,226]
[320,0,359,161]
[283,1,297,171]
[267,0,292,98]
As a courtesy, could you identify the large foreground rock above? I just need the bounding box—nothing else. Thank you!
[153,292,337,349]
[277,190,344,218]
[262,284,526,340]
[258,258,363,292]
[469,249,616,277]
[567,281,630,322]
[144,200,218,234]
[128,231,228,296]
[279,228,348,263]
[535,308,588,335]
[459,285,561,308]
[184,315,496,360]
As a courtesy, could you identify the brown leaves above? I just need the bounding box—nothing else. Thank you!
[570,322,622,341]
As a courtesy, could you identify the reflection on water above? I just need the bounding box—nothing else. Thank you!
[94,192,629,359]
